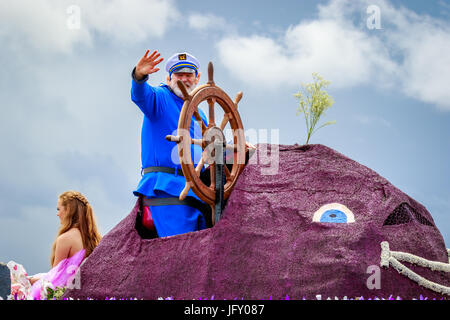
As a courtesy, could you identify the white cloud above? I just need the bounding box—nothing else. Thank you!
[353,114,391,128]
[216,0,450,110]
[80,0,178,43]
[188,13,227,31]
[374,0,450,111]
[217,35,290,88]
[400,30,450,111]
[217,2,396,90]
[0,0,179,53]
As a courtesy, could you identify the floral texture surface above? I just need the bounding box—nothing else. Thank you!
[63,144,449,300]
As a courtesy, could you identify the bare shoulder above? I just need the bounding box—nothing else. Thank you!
[57,228,82,247]
[53,228,84,266]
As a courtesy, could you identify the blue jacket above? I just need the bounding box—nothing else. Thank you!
[130,74,207,200]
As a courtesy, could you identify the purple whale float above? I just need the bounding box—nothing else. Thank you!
[63,144,449,300]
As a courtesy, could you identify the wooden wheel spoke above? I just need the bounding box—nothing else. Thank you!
[207,98,216,127]
[191,138,203,147]
[193,109,207,134]
[210,163,216,189]
[224,165,231,182]
[177,80,191,101]
[220,114,230,131]
[234,92,243,107]
[218,92,242,129]
[195,152,207,175]
[179,182,191,201]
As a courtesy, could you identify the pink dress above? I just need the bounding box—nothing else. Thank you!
[7,249,85,300]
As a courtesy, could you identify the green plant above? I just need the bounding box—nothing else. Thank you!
[294,73,336,145]
[46,286,66,300]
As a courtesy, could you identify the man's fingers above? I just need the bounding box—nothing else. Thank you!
[147,67,160,75]
[137,50,163,75]
[148,50,158,60]
[153,57,164,65]
[150,53,160,63]
[149,52,161,63]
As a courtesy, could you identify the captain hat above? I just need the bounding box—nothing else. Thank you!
[165,52,200,78]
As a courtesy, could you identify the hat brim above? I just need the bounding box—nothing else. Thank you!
[172,67,196,74]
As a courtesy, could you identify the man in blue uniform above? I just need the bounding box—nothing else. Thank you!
[131,50,210,238]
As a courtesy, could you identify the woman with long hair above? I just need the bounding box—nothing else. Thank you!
[8,191,102,299]
[49,190,102,268]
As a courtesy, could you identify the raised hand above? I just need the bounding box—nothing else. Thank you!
[135,50,164,80]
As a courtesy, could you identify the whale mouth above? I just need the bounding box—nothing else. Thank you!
[380,241,450,296]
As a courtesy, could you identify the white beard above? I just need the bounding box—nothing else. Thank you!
[170,81,196,99]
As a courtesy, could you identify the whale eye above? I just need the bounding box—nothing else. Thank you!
[313,203,355,224]
[320,209,347,223]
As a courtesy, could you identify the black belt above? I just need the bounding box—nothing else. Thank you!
[142,166,184,177]
[140,166,212,227]
[142,197,212,228]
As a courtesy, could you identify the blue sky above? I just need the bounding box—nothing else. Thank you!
[0,0,449,275]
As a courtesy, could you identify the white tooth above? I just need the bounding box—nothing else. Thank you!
[380,241,390,267]
[380,241,450,296]
[392,250,450,272]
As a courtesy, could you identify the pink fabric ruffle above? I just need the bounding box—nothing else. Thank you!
[30,249,85,300]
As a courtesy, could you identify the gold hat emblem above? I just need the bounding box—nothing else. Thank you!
[178,54,187,60]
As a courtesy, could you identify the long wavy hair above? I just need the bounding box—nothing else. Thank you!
[50,191,102,266]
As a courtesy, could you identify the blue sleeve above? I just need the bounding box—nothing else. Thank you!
[199,108,208,127]
[130,68,163,119]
